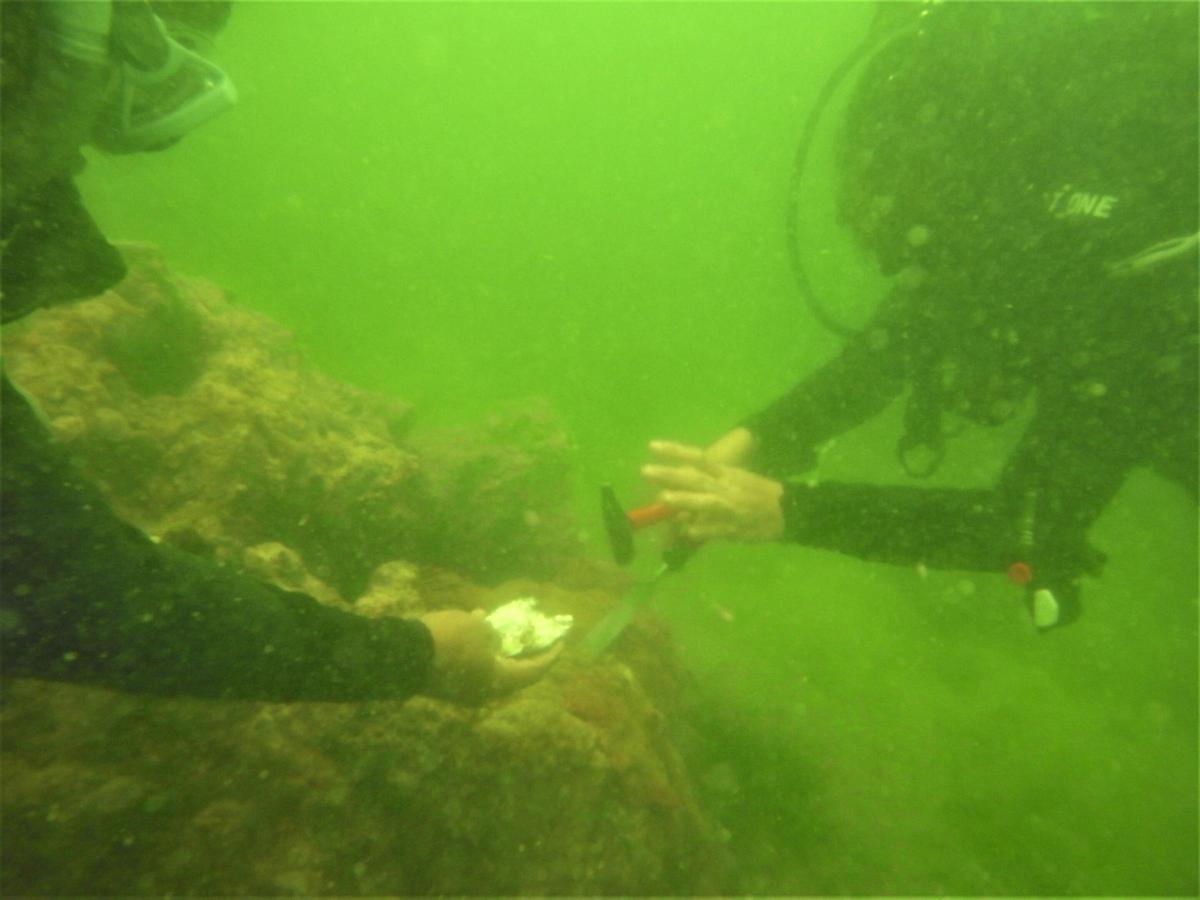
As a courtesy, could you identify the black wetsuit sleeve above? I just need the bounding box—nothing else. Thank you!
[0,177,127,324]
[779,481,1012,571]
[1,375,435,701]
[742,299,908,478]
[778,388,1123,622]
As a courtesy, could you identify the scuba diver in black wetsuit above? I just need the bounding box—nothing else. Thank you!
[1,1,559,702]
[642,2,1198,630]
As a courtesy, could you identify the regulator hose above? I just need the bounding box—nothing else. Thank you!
[785,14,922,338]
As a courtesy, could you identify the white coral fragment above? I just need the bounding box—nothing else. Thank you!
[486,598,573,657]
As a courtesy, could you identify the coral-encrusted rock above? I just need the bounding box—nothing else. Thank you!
[0,577,729,895]
[355,560,424,619]
[408,400,582,584]
[0,246,729,894]
[2,243,581,594]
[242,541,348,610]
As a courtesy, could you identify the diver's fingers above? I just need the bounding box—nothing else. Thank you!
[682,520,737,542]
[660,490,731,514]
[667,494,741,540]
[642,463,719,493]
[648,439,704,461]
[493,642,564,694]
[473,608,502,652]
[706,427,756,466]
[642,463,705,490]
[648,440,722,475]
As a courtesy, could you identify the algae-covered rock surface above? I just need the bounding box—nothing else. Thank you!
[0,247,729,895]
[3,242,579,596]
[1,586,723,895]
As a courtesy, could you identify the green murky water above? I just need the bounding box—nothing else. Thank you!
[77,2,1198,894]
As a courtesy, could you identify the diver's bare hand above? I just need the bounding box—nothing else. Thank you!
[705,426,756,467]
[641,438,784,543]
[419,609,562,704]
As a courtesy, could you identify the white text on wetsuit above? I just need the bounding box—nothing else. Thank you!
[1046,189,1119,219]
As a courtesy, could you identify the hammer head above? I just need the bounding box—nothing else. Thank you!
[601,484,635,565]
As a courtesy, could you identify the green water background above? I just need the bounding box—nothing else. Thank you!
[80,2,1198,894]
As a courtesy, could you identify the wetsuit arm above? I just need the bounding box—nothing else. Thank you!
[779,393,1122,624]
[1,177,127,323]
[779,481,1013,571]
[742,300,909,478]
[1,375,435,701]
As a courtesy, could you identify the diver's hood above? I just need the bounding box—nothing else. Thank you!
[789,1,1199,338]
